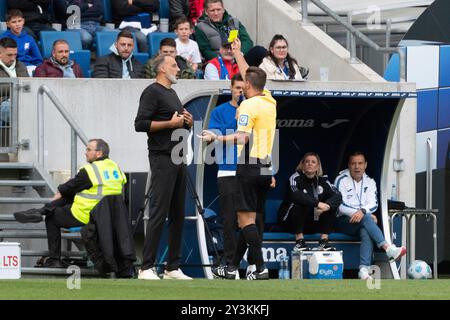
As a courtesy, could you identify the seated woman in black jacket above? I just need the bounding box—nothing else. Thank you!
[278,152,342,251]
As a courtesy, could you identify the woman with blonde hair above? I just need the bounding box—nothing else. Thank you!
[278,152,341,251]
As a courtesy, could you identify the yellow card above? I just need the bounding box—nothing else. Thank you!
[228,30,239,43]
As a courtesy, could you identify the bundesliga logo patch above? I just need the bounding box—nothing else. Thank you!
[238,115,249,126]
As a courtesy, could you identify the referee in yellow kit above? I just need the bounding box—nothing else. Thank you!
[200,38,277,280]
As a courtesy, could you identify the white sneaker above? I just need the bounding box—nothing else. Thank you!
[235,270,240,280]
[246,264,256,277]
[358,267,373,280]
[138,268,160,280]
[386,244,407,261]
[163,268,193,280]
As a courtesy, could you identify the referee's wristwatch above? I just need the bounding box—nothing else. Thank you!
[360,208,367,214]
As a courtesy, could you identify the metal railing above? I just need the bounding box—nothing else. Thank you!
[0,79,19,153]
[300,0,406,81]
[37,85,89,177]
[426,138,433,210]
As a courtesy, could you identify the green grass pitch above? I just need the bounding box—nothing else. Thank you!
[1,279,449,300]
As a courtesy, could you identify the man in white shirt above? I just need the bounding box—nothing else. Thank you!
[334,152,406,280]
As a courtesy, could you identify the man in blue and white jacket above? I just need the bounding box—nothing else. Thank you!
[334,152,406,280]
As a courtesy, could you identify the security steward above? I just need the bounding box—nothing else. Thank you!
[200,38,277,280]
[14,139,127,268]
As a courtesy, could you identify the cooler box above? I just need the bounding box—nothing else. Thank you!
[0,242,21,279]
[291,251,343,279]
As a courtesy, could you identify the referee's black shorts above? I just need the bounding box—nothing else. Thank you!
[235,163,272,213]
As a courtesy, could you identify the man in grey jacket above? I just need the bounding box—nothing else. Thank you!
[93,30,145,79]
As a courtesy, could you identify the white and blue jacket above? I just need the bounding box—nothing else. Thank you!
[334,169,378,217]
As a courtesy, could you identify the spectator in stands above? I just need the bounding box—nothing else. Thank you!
[0,38,29,126]
[34,40,84,78]
[334,152,407,280]
[7,0,55,41]
[145,37,194,79]
[278,152,342,252]
[93,30,145,79]
[0,9,43,74]
[204,39,239,80]
[174,17,201,72]
[194,0,265,65]
[169,0,204,28]
[0,38,29,78]
[13,139,127,269]
[53,0,107,50]
[259,34,308,80]
[111,0,160,53]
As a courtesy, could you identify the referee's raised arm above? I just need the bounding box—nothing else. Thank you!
[231,38,249,80]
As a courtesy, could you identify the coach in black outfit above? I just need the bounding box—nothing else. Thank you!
[135,55,194,280]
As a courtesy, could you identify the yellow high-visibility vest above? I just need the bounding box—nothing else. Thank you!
[71,158,127,224]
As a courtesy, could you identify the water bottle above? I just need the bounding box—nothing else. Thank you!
[278,256,290,279]
[283,256,290,279]
[391,183,397,201]
[278,256,286,279]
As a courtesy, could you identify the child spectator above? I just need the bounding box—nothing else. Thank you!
[7,0,55,41]
[174,17,201,72]
[0,9,43,75]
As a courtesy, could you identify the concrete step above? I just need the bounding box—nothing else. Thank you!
[21,267,100,276]
[0,214,17,221]
[0,180,47,187]
[0,223,46,230]
[0,197,52,204]
[0,230,81,240]
[21,250,87,257]
[0,163,33,170]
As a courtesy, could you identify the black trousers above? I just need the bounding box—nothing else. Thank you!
[44,197,84,259]
[286,204,336,235]
[217,176,265,266]
[142,153,186,271]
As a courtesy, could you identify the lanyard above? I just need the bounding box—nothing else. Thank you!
[218,56,230,80]
[352,177,364,207]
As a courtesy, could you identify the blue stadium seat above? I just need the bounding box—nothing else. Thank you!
[159,0,170,19]
[123,13,152,29]
[0,0,7,22]
[95,30,149,64]
[147,32,176,57]
[102,0,112,23]
[39,31,91,77]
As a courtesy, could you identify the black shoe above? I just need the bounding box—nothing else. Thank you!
[39,258,66,268]
[212,265,237,280]
[293,239,307,252]
[246,268,269,280]
[14,208,44,223]
[315,238,336,251]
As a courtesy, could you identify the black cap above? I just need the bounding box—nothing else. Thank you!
[220,33,232,48]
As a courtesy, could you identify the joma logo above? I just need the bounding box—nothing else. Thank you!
[276,119,349,128]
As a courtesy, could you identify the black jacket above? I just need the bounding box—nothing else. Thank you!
[81,195,136,277]
[169,0,189,24]
[278,171,342,223]
[111,0,160,24]
[7,0,52,24]
[93,52,145,78]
